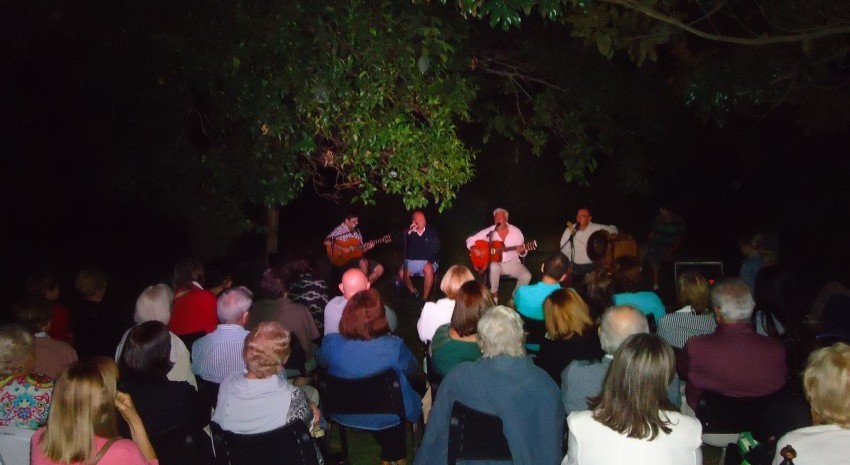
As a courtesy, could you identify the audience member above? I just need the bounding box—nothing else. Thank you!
[203,258,233,296]
[514,252,569,321]
[430,280,494,377]
[563,333,702,465]
[679,277,786,410]
[535,288,603,384]
[0,325,53,429]
[191,286,252,384]
[563,305,680,416]
[773,343,850,465]
[415,306,564,465]
[416,265,475,343]
[610,256,666,326]
[115,284,196,388]
[739,232,775,291]
[752,265,797,338]
[323,268,397,335]
[581,266,613,322]
[285,257,331,333]
[31,358,157,465]
[643,206,686,291]
[169,258,218,338]
[71,267,120,358]
[25,271,73,344]
[656,271,716,349]
[14,294,78,379]
[316,289,421,465]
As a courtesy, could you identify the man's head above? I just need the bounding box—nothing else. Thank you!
[576,208,592,229]
[599,305,649,354]
[339,268,370,299]
[412,211,426,230]
[216,286,253,325]
[492,208,509,226]
[14,294,54,334]
[75,267,107,302]
[541,252,570,282]
[343,212,359,232]
[711,278,755,324]
[173,258,205,290]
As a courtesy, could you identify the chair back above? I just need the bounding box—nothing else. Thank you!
[0,426,35,465]
[447,401,512,465]
[423,341,444,401]
[210,420,320,465]
[317,369,407,422]
[149,422,214,465]
[696,390,774,434]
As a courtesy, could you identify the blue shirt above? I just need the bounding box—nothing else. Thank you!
[514,282,562,320]
[612,291,667,325]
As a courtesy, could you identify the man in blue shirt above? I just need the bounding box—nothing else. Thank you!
[514,252,569,320]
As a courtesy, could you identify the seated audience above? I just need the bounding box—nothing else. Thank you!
[656,271,716,349]
[31,357,157,465]
[0,325,53,429]
[115,284,196,388]
[324,268,397,335]
[316,289,421,465]
[610,257,666,325]
[581,267,613,322]
[169,258,218,339]
[25,271,73,344]
[416,265,475,343]
[679,277,786,410]
[286,257,331,333]
[534,288,603,384]
[14,294,78,379]
[415,306,564,465]
[563,333,702,465]
[430,280,494,376]
[563,305,680,416]
[71,267,122,358]
[773,342,850,465]
[739,232,774,292]
[752,265,797,338]
[514,252,570,321]
[192,286,252,384]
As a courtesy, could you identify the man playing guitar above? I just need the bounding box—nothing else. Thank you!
[324,213,385,284]
[465,208,532,303]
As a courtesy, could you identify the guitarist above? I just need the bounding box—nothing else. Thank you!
[324,212,384,285]
[465,208,532,303]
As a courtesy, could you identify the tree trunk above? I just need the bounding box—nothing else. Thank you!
[265,205,280,266]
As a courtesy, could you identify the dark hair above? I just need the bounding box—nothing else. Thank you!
[752,265,796,338]
[542,252,570,280]
[612,256,643,293]
[259,266,289,299]
[339,289,390,340]
[14,293,54,333]
[119,321,173,380]
[451,280,494,337]
[582,267,613,321]
[25,271,58,295]
[342,211,359,221]
[173,258,204,290]
[589,333,677,440]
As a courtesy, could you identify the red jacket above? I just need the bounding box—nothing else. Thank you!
[169,286,218,336]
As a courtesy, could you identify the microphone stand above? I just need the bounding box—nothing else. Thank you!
[485,223,500,290]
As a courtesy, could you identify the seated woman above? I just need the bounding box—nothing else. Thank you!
[656,271,716,349]
[610,257,666,326]
[773,342,850,465]
[317,289,421,465]
[752,265,796,338]
[212,321,317,433]
[118,321,211,465]
[115,284,196,388]
[31,357,158,465]
[415,306,565,465]
[534,289,603,384]
[417,265,475,344]
[0,325,53,430]
[563,333,702,465]
[430,280,494,377]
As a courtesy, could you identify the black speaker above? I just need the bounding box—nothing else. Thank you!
[674,261,724,284]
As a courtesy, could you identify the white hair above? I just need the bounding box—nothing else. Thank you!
[217,286,253,324]
[599,305,649,354]
[711,278,755,322]
[477,306,525,358]
[492,208,509,219]
[134,284,174,324]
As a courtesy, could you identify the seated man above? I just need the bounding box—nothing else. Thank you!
[562,305,681,416]
[324,212,384,284]
[679,277,786,410]
[514,252,569,321]
[465,207,531,303]
[192,286,252,384]
[415,306,564,465]
[13,294,78,379]
[323,268,397,335]
[559,207,618,285]
[398,210,440,301]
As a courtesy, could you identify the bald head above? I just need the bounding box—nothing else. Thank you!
[339,268,370,299]
[599,305,649,354]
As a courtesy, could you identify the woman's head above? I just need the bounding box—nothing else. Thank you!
[0,325,34,377]
[439,265,475,300]
[173,258,204,289]
[543,288,593,340]
[612,256,643,293]
[41,357,119,463]
[590,333,677,440]
[477,306,525,358]
[339,289,390,340]
[676,271,711,314]
[244,321,291,378]
[134,284,173,325]
[120,321,173,380]
[804,342,850,427]
[451,280,494,337]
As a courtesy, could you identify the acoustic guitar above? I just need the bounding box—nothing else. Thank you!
[469,240,538,272]
[327,234,392,267]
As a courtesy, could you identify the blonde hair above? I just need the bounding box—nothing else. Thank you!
[0,325,34,376]
[676,272,711,314]
[544,288,593,340]
[40,357,119,463]
[439,265,475,300]
[804,343,850,428]
[243,321,291,378]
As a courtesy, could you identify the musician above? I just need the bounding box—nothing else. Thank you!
[324,213,384,284]
[398,210,440,301]
[560,207,618,285]
[465,208,531,303]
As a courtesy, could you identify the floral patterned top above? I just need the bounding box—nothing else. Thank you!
[0,372,53,429]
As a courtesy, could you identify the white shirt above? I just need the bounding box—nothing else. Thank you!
[416,298,455,343]
[560,222,618,265]
[772,424,850,465]
[466,223,527,264]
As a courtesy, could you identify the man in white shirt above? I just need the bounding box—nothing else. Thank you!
[560,207,618,285]
[192,286,251,383]
[466,207,531,303]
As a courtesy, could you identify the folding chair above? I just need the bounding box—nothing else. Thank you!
[210,419,321,465]
[447,401,512,465]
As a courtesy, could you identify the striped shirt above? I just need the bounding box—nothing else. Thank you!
[191,324,249,383]
[656,306,717,349]
[325,223,361,243]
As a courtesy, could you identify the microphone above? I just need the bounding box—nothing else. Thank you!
[408,222,417,235]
